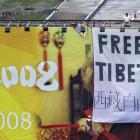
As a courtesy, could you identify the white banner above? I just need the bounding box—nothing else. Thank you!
[93,28,140,123]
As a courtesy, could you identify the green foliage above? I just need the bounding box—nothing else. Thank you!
[0,0,64,19]
[4,0,63,7]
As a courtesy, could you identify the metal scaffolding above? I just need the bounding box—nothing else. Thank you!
[0,20,140,28]
[0,19,96,27]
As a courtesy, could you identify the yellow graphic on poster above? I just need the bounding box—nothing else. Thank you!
[0,27,92,140]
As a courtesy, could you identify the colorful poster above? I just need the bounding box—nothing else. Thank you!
[93,28,140,123]
[0,27,92,140]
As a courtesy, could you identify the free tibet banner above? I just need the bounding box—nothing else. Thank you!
[0,27,92,140]
[93,28,140,123]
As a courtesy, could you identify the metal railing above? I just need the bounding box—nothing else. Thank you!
[0,20,140,27]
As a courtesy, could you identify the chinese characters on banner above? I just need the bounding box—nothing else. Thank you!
[93,28,140,123]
